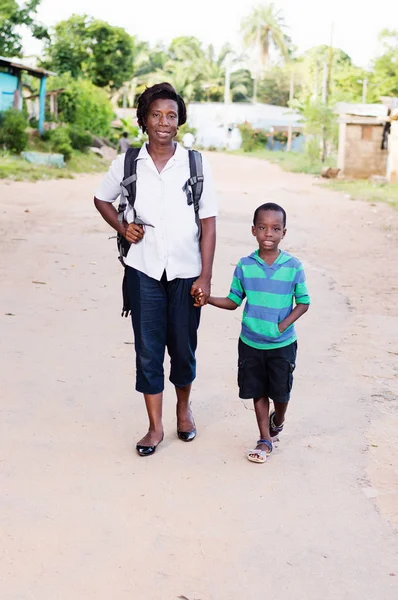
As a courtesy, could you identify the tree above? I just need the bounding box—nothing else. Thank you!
[48,73,114,136]
[42,15,89,79]
[371,29,398,98]
[0,0,48,57]
[299,45,366,103]
[42,15,135,89]
[86,20,136,89]
[148,36,207,102]
[241,3,292,67]
[240,3,292,101]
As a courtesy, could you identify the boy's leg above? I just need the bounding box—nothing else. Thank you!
[267,341,297,434]
[250,396,272,457]
[273,401,288,427]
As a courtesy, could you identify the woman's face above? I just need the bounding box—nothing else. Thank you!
[145,98,179,144]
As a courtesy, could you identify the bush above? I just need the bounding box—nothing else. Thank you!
[238,121,269,152]
[68,126,93,152]
[54,77,114,136]
[0,109,28,153]
[51,127,73,161]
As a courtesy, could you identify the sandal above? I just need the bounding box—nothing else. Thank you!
[269,411,284,440]
[247,439,273,463]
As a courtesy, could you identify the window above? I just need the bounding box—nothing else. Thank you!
[361,126,373,141]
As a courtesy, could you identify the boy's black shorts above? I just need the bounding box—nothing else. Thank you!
[238,339,297,402]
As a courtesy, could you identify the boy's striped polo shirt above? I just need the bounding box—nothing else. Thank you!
[228,250,310,350]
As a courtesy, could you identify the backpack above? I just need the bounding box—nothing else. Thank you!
[116,147,204,267]
[117,146,204,316]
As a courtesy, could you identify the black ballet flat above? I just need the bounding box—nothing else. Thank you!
[177,429,197,442]
[136,434,163,457]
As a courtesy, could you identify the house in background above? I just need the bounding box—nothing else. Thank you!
[336,103,389,179]
[187,102,304,150]
[0,56,55,134]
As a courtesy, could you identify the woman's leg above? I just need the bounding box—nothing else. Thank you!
[166,277,200,433]
[175,384,195,433]
[138,393,163,446]
[126,268,167,446]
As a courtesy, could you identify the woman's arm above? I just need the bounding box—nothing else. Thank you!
[94,197,144,244]
[190,216,216,303]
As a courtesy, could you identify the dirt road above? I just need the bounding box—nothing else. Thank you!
[1,153,397,599]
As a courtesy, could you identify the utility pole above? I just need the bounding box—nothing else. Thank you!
[252,17,261,103]
[321,22,334,162]
[286,70,294,151]
[224,54,232,145]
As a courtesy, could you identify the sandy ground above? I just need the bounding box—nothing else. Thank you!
[1,153,398,600]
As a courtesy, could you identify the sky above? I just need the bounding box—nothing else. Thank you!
[21,0,398,69]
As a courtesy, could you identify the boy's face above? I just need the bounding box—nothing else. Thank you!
[252,209,286,252]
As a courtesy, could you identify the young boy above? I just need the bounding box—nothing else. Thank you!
[195,202,310,463]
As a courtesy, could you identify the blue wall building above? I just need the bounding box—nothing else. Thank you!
[0,56,55,134]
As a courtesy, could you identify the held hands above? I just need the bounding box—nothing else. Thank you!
[192,287,206,307]
[124,222,144,244]
[191,277,211,308]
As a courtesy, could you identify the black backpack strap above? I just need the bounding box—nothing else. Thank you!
[117,148,140,318]
[184,149,204,238]
[119,147,140,216]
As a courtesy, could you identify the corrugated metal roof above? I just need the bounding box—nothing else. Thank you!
[334,102,388,118]
[0,56,56,77]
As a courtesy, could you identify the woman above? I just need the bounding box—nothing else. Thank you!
[94,83,217,456]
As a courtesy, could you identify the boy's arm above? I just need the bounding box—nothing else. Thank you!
[208,296,239,310]
[278,303,309,333]
[278,264,310,332]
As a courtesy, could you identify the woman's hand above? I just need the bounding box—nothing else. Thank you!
[191,277,211,305]
[125,223,144,244]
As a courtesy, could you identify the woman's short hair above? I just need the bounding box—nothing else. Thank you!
[136,82,187,133]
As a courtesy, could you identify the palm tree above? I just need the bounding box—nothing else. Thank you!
[241,3,292,101]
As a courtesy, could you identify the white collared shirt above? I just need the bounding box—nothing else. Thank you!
[95,142,218,281]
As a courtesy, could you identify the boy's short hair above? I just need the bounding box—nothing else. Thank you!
[136,82,187,134]
[253,203,287,227]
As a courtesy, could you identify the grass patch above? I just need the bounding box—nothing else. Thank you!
[229,148,336,175]
[323,179,398,210]
[0,151,109,182]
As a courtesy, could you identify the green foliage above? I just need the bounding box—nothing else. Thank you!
[0,108,28,153]
[370,30,398,99]
[240,3,292,69]
[257,67,292,105]
[238,122,269,152]
[42,15,135,89]
[49,76,114,136]
[119,118,146,147]
[0,0,48,57]
[50,127,73,160]
[68,126,93,152]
